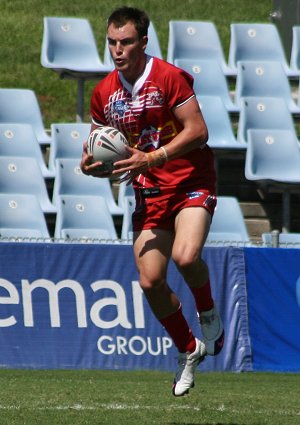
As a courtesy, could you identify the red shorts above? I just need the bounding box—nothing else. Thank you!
[132,189,217,232]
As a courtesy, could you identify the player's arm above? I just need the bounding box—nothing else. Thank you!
[165,95,208,158]
[80,122,111,178]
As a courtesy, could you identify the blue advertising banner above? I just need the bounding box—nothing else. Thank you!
[245,248,300,372]
[0,243,251,372]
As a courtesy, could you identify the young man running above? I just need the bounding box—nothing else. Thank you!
[81,6,224,396]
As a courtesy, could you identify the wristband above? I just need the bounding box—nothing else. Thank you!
[146,147,168,168]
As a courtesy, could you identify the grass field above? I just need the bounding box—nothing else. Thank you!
[0,0,272,125]
[0,369,299,425]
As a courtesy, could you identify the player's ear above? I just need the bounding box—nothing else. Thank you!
[141,35,148,51]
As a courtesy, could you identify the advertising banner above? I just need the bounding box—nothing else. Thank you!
[0,243,251,372]
[245,248,300,372]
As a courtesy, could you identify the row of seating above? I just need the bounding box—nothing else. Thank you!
[0,192,252,245]
[167,21,300,78]
[2,189,300,246]
[180,58,300,115]
[41,17,300,78]
[0,155,127,215]
[40,18,300,120]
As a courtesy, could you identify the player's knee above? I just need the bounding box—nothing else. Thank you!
[172,249,198,270]
[139,273,166,292]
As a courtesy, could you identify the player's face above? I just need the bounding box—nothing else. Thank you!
[107,22,148,84]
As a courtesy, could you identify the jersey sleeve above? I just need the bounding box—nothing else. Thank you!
[90,83,106,125]
[163,65,195,110]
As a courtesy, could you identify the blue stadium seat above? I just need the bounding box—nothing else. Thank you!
[117,180,135,210]
[245,128,300,232]
[0,194,50,240]
[48,122,90,172]
[228,23,296,77]
[0,156,56,213]
[245,128,300,183]
[0,123,54,178]
[175,59,239,113]
[197,96,246,151]
[235,60,300,113]
[167,20,235,76]
[53,158,123,215]
[41,17,110,121]
[237,96,296,145]
[289,26,300,76]
[0,88,51,145]
[121,196,135,241]
[54,195,118,241]
[104,21,162,69]
[206,196,251,245]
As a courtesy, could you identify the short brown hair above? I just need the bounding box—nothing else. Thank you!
[107,6,150,38]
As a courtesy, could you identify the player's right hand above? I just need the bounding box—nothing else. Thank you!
[80,142,111,178]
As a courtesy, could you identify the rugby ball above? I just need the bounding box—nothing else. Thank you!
[87,126,129,173]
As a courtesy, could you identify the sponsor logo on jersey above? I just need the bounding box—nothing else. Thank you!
[187,191,204,200]
[113,100,128,116]
[128,121,178,150]
[146,90,164,106]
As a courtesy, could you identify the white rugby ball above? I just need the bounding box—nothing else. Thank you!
[87,126,129,173]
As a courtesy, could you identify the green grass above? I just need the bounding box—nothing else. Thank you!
[0,369,299,424]
[0,0,272,126]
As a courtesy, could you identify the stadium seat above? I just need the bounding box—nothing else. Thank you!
[228,23,296,77]
[54,194,118,240]
[0,123,54,178]
[48,122,90,172]
[41,17,111,121]
[175,59,239,113]
[206,196,251,245]
[121,196,136,241]
[117,180,135,210]
[0,193,50,240]
[104,21,162,69]
[245,128,300,232]
[167,20,235,76]
[53,158,123,215]
[197,96,246,151]
[235,60,300,114]
[0,88,51,145]
[0,156,56,213]
[289,26,300,76]
[262,232,300,248]
[237,96,297,145]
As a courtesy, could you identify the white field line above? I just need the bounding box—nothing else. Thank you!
[0,403,299,417]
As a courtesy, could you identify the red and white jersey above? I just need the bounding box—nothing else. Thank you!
[91,56,216,196]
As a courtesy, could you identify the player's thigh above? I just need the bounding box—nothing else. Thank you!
[133,228,174,285]
[172,207,212,265]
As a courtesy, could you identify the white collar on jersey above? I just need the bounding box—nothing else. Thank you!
[119,55,153,96]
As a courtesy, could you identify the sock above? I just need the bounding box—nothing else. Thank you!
[159,305,196,353]
[190,280,214,314]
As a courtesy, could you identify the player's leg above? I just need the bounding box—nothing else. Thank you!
[133,228,195,350]
[172,206,224,356]
[133,228,206,396]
